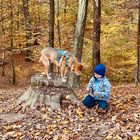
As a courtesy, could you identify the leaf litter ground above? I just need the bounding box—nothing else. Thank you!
[0,83,140,140]
[0,54,140,140]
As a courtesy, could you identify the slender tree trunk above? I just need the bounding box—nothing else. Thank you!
[135,1,140,86]
[1,48,6,76]
[71,0,88,88]
[37,6,41,25]
[55,0,61,48]
[0,0,6,76]
[17,1,21,48]
[10,0,16,84]
[64,0,67,23]
[92,0,101,67]
[49,0,55,72]
[22,0,32,61]
[73,0,88,62]
[49,0,55,48]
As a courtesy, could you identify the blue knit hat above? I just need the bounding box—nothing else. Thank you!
[93,64,106,77]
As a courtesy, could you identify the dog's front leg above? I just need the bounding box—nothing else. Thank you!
[64,67,68,79]
[60,66,66,83]
[59,55,65,67]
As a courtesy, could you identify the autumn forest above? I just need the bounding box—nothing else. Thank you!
[0,0,140,139]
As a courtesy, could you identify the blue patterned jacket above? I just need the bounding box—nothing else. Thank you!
[87,76,111,101]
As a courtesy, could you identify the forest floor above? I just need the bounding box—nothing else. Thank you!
[0,53,140,140]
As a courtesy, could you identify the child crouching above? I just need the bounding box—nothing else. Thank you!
[82,64,112,112]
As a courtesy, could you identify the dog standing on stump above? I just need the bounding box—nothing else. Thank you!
[39,47,83,82]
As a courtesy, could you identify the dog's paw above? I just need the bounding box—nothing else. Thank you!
[41,72,46,75]
[48,73,52,76]
[62,78,66,83]
[47,75,52,80]
[64,76,67,79]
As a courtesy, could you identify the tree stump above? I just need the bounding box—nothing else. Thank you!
[18,73,80,110]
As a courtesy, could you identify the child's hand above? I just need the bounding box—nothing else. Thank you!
[94,92,98,96]
[86,87,91,92]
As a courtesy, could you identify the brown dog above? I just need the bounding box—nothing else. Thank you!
[39,47,83,82]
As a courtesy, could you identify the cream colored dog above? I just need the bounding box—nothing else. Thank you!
[39,47,83,82]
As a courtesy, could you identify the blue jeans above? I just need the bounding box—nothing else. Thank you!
[82,95,108,110]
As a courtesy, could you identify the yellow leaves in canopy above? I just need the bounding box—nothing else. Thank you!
[102,23,120,35]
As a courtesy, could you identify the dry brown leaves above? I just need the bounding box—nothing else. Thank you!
[0,84,140,140]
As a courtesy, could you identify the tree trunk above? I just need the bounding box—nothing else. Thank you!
[49,0,55,48]
[64,0,67,23]
[16,1,21,48]
[135,1,140,85]
[55,0,61,48]
[73,0,88,62]
[22,0,32,62]
[92,0,101,67]
[72,0,88,88]
[1,48,6,76]
[18,73,79,110]
[0,0,6,76]
[9,0,16,84]
[49,0,55,72]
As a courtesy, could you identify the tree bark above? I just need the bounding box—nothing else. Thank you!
[55,0,61,48]
[73,0,88,62]
[92,0,101,67]
[72,0,88,88]
[0,0,6,76]
[18,73,79,110]
[22,0,33,61]
[49,0,55,72]
[49,0,55,48]
[1,48,6,76]
[135,1,140,85]
[16,1,21,48]
[64,0,67,23]
[9,0,16,84]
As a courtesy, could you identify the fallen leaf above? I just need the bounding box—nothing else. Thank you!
[61,134,69,140]
[132,135,139,140]
[105,135,113,139]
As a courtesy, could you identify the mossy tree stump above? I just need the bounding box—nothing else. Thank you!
[18,73,80,110]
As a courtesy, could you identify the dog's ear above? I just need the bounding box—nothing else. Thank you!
[79,63,84,70]
[80,63,89,70]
